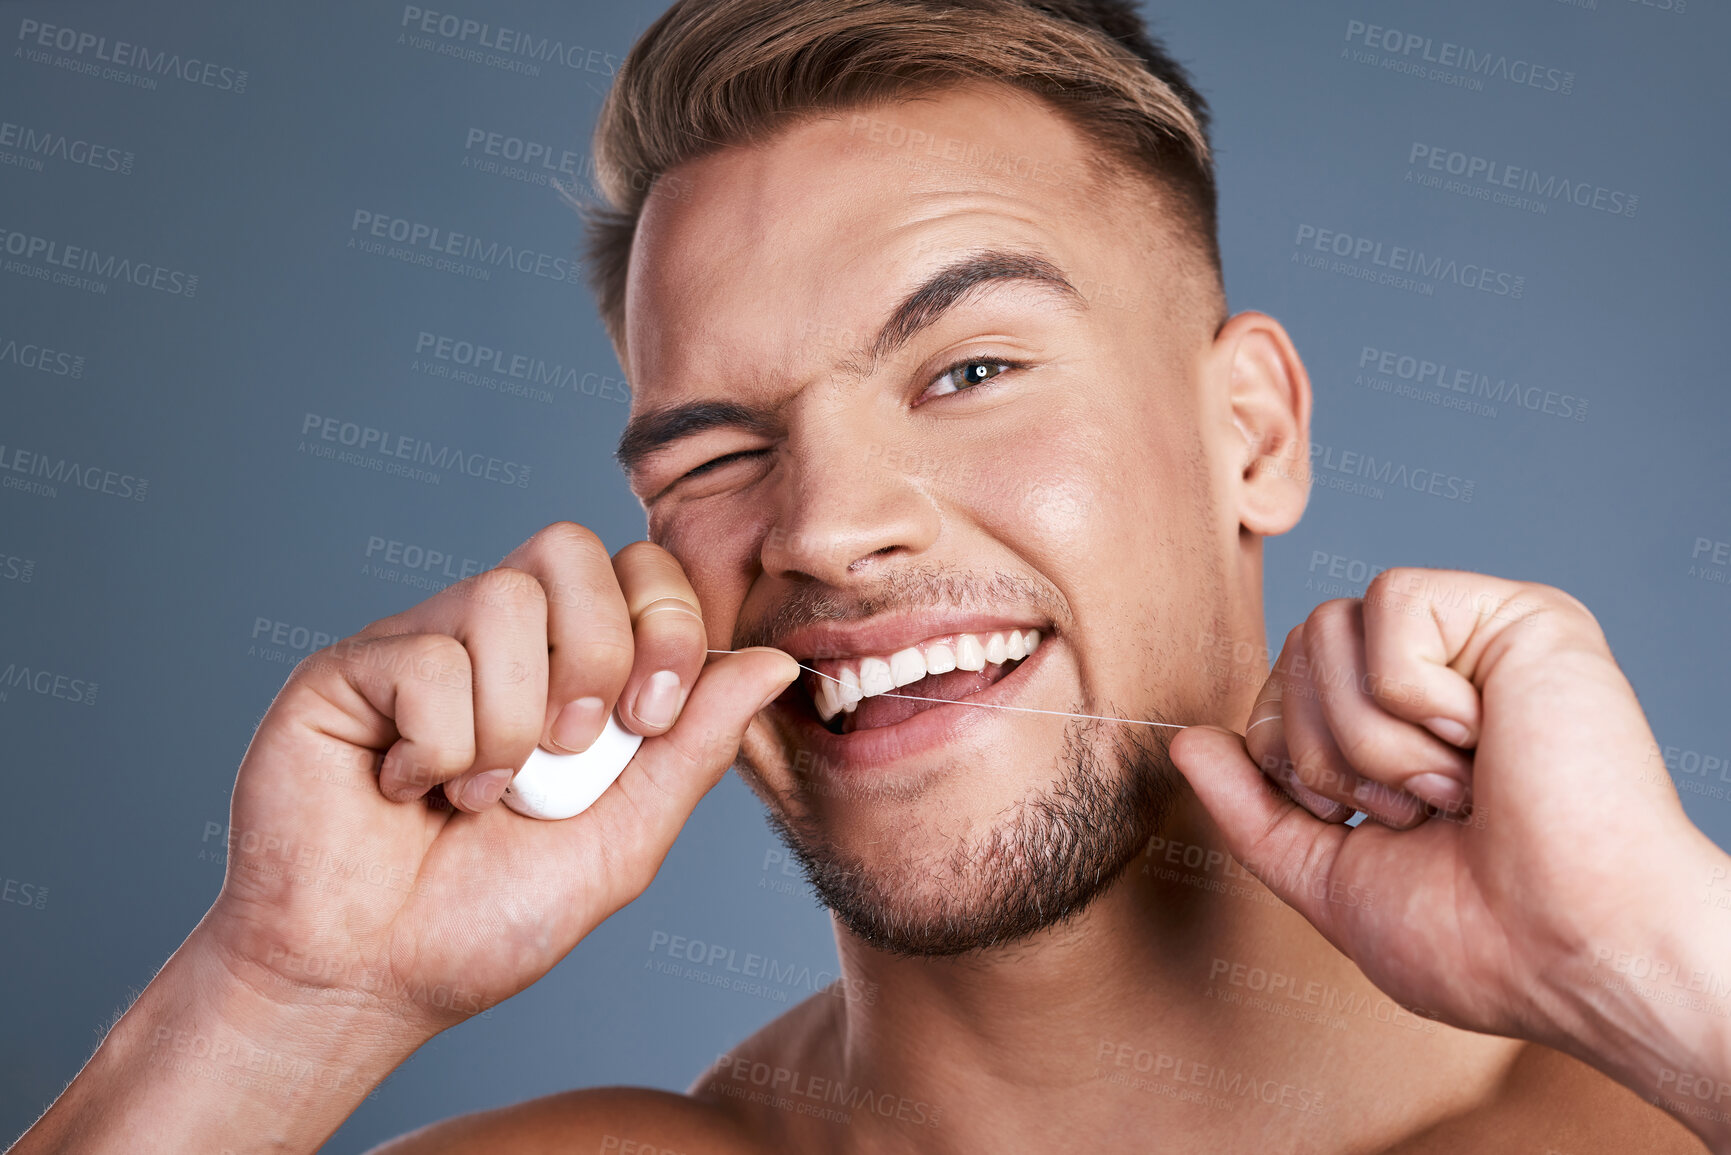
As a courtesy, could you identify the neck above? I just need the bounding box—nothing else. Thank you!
[822,795,1519,1151]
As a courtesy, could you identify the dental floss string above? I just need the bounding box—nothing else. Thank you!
[705,649,1279,733]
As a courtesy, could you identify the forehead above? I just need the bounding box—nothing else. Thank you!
[622,81,1135,404]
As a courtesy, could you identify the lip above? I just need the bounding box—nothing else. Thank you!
[772,611,1049,665]
[767,628,1056,772]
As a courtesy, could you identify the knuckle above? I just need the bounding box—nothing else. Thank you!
[478,715,540,762]
[564,637,636,687]
[1335,726,1391,773]
[411,630,462,656]
[1369,665,1429,709]
[1530,583,1595,624]
[363,634,474,697]
[1513,584,1608,652]
[545,582,601,613]
[1363,567,1422,613]
[662,720,733,773]
[1285,742,1322,784]
[390,737,475,793]
[1247,733,1283,775]
[613,538,671,570]
[288,645,336,685]
[344,613,411,646]
[1366,675,1413,710]
[1368,565,1424,595]
[411,631,472,675]
[427,739,477,777]
[299,632,377,674]
[1274,625,1304,667]
[364,608,413,635]
[637,602,708,644]
[530,525,613,593]
[1299,610,1333,655]
[1310,597,1358,625]
[1288,741,1352,799]
[537,520,607,559]
[459,565,548,618]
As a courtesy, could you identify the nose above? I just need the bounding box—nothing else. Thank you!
[759,417,941,584]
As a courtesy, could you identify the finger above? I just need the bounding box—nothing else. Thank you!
[1170,724,1353,939]
[1359,568,1534,748]
[295,634,478,804]
[1303,601,1474,814]
[496,522,634,757]
[567,647,800,906]
[1246,627,1352,823]
[1281,635,1425,830]
[433,567,553,813]
[356,562,553,811]
[1243,626,1299,777]
[611,541,708,738]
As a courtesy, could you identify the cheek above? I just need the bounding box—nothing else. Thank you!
[1014,474,1097,544]
[978,427,1116,552]
[650,506,765,642]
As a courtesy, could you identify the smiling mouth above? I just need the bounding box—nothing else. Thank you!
[800,629,1042,735]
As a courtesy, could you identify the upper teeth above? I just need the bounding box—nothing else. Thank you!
[811,630,1041,722]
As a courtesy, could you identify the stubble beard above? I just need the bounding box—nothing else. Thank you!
[752,719,1180,958]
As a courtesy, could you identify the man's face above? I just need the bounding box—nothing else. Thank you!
[621,81,1240,955]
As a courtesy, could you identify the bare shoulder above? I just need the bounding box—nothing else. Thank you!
[1389,1041,1708,1155]
[361,1085,765,1155]
[684,989,852,1144]
[362,998,841,1155]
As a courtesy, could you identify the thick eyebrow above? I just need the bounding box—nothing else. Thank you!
[614,248,1087,476]
[615,400,778,476]
[846,247,1088,376]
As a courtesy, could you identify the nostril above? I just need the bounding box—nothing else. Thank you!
[846,544,904,572]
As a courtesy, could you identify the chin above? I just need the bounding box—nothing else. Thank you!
[747,718,1182,959]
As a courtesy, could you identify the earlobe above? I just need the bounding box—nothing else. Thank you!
[1212,311,1312,537]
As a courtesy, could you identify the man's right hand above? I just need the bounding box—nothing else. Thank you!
[9,522,796,1155]
[200,521,796,1037]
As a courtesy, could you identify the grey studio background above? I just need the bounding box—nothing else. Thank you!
[2,0,1726,1149]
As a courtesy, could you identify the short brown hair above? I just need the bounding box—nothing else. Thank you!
[577,0,1217,366]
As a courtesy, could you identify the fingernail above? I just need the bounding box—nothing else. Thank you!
[1405,772,1467,810]
[551,696,607,752]
[462,768,514,810]
[1270,761,1349,822]
[632,670,682,730]
[1424,716,1473,748]
[1353,777,1423,826]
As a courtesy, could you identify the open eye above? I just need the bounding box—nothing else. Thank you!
[921,357,1023,401]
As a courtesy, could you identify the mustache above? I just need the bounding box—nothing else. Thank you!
[731,565,1070,650]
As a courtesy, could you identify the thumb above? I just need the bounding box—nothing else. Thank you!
[1168,724,1352,937]
[584,646,798,852]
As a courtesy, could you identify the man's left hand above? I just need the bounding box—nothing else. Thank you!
[1170,567,1731,1143]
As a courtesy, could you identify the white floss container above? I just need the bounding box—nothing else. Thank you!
[501,713,645,820]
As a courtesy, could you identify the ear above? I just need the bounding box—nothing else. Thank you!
[1205,310,1311,536]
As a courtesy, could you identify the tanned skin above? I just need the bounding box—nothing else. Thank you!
[14,82,1722,1155]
